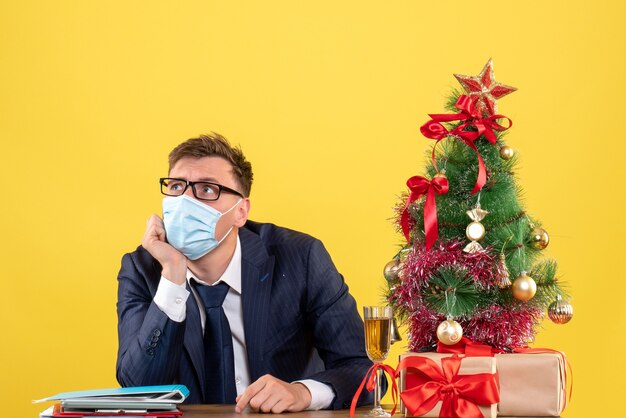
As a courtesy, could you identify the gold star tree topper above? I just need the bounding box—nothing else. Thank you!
[454,59,517,116]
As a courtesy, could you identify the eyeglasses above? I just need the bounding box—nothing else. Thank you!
[160,178,244,201]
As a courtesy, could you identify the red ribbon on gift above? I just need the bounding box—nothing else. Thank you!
[420,95,512,195]
[437,338,573,410]
[349,363,398,418]
[436,337,498,357]
[397,354,499,418]
[400,174,449,249]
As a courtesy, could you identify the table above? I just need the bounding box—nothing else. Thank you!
[180,405,559,417]
[180,405,385,417]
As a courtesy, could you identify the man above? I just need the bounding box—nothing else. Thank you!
[116,133,374,413]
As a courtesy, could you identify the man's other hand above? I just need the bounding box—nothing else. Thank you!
[142,214,187,285]
[235,374,312,414]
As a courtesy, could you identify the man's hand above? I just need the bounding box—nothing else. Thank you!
[235,375,312,414]
[142,214,187,285]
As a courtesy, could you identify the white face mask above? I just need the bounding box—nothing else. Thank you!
[162,194,242,260]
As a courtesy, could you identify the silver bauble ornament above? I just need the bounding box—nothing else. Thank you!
[548,295,574,324]
[383,259,401,281]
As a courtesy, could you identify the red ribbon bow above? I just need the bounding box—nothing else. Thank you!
[438,339,573,410]
[397,355,500,418]
[436,336,499,357]
[420,95,512,195]
[400,174,449,249]
[349,363,398,418]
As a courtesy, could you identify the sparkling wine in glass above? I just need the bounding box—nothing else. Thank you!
[363,306,392,417]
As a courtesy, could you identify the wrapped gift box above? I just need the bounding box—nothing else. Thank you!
[495,352,567,417]
[398,352,498,418]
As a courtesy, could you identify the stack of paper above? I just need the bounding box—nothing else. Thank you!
[34,385,189,418]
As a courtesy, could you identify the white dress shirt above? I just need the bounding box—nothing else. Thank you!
[153,236,334,410]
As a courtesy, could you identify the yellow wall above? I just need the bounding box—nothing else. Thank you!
[1,1,624,416]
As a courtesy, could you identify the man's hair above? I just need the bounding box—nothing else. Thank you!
[168,133,253,197]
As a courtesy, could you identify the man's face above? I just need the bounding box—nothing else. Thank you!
[168,156,249,239]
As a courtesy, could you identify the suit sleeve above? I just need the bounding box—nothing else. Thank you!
[302,240,378,409]
[116,251,186,387]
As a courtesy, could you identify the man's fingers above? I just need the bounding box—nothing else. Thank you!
[144,215,166,243]
[258,395,281,413]
[271,399,291,414]
[235,377,266,412]
[247,386,272,411]
[236,375,311,414]
[154,222,166,242]
[146,214,161,227]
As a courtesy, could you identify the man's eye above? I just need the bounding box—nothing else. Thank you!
[169,182,184,191]
[202,186,216,194]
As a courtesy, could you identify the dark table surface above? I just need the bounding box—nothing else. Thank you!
[180,405,558,418]
[180,404,387,417]
[180,404,559,417]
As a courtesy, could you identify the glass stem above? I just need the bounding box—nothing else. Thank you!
[374,367,382,410]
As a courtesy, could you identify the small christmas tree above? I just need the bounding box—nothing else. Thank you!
[385,59,573,352]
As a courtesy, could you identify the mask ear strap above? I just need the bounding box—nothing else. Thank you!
[216,226,234,246]
[222,198,243,216]
[216,198,243,245]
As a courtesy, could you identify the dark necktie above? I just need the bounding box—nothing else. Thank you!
[192,281,237,404]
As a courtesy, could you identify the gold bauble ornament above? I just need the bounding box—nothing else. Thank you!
[512,271,537,301]
[436,319,463,345]
[434,172,448,181]
[548,295,574,324]
[500,145,515,160]
[383,259,401,282]
[529,227,550,250]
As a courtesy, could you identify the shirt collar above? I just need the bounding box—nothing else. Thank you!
[187,235,242,294]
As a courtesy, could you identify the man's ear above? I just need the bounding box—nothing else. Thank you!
[233,198,250,228]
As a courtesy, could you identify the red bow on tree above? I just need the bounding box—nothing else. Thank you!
[397,355,500,418]
[420,95,512,195]
[400,174,449,249]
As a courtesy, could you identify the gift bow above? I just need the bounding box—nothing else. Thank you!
[439,338,573,411]
[436,336,498,357]
[397,354,499,418]
[420,95,512,195]
[400,174,449,249]
[349,363,398,418]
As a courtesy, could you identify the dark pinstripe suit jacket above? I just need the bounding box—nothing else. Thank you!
[116,220,374,408]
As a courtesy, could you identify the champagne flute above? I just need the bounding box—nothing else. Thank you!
[363,306,392,417]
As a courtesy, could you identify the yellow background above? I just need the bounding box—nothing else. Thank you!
[1,1,624,417]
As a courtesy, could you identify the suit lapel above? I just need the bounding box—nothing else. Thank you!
[183,282,206,398]
[240,228,275,382]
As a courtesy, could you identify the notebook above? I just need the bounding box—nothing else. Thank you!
[35,385,189,414]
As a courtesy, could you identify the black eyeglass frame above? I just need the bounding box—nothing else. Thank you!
[159,177,245,201]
